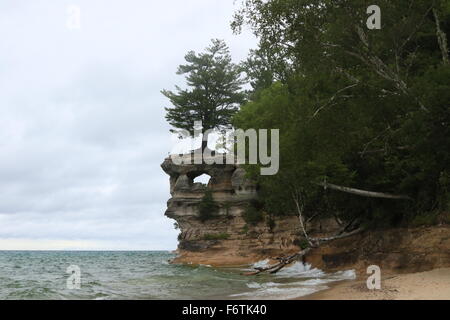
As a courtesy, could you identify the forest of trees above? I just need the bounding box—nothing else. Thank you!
[164,0,450,231]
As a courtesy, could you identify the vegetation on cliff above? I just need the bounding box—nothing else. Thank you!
[197,189,220,222]
[161,0,450,274]
[162,0,449,245]
[232,0,450,229]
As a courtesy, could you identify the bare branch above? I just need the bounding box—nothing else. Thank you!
[310,83,359,119]
[316,181,413,200]
[242,248,312,276]
[243,226,364,275]
[433,8,449,65]
[309,227,363,243]
[360,125,391,157]
[292,192,315,247]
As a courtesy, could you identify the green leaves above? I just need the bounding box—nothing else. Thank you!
[197,189,219,222]
[232,0,450,225]
[162,39,246,137]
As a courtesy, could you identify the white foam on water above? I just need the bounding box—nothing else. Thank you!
[330,269,356,280]
[246,282,280,289]
[275,262,324,278]
[250,259,271,269]
[230,285,328,300]
[295,278,335,286]
[235,261,357,300]
[246,282,261,289]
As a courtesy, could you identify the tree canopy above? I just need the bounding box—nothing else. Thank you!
[162,1,450,228]
[232,0,450,227]
[162,39,246,150]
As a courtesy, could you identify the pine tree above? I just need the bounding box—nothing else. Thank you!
[162,39,245,151]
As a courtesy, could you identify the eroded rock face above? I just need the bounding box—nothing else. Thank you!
[160,154,450,271]
[305,226,450,276]
[161,153,301,266]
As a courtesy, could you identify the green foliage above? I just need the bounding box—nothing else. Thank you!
[202,233,230,240]
[162,39,246,146]
[163,1,450,229]
[295,238,310,250]
[411,212,439,227]
[266,215,276,231]
[242,200,264,225]
[232,0,450,227]
[439,212,450,225]
[222,202,233,219]
[197,190,219,222]
[438,171,450,210]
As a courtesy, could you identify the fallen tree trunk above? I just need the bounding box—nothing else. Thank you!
[316,182,413,200]
[242,248,312,276]
[309,227,363,243]
[243,209,364,276]
[433,8,449,65]
[243,227,364,276]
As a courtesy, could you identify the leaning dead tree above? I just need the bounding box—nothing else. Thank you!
[316,181,413,201]
[244,181,412,276]
[433,8,449,65]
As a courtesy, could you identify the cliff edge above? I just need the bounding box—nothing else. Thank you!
[161,152,300,266]
[161,153,450,275]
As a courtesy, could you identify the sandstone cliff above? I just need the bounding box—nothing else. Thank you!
[161,153,450,275]
[305,225,450,276]
[161,153,301,266]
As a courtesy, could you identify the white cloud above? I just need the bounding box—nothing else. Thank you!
[0,0,256,250]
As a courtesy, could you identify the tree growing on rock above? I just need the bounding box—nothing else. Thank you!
[162,39,246,151]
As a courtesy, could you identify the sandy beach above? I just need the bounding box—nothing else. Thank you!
[300,268,450,300]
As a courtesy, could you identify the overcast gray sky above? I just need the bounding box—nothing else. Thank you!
[0,0,256,250]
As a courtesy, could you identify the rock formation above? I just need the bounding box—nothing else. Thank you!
[161,152,301,266]
[305,225,450,275]
[161,152,450,274]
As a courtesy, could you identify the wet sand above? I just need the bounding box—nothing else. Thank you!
[299,268,450,300]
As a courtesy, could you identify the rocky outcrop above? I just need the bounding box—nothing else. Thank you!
[161,152,301,266]
[305,225,450,276]
[161,153,450,272]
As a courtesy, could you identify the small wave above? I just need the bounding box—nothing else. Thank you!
[331,269,356,280]
[295,278,334,286]
[237,262,357,299]
[246,282,280,289]
[275,262,324,278]
[230,285,326,300]
[250,259,271,269]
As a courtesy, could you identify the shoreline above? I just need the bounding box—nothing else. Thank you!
[298,268,450,300]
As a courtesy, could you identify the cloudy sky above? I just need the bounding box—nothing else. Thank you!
[0,0,256,250]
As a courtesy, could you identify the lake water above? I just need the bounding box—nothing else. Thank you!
[0,251,355,300]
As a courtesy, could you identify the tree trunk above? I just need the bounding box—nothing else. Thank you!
[243,191,365,276]
[316,182,412,200]
[201,131,210,152]
[433,8,449,65]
